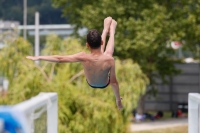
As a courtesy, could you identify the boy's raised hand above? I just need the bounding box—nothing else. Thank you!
[110,19,117,35]
[26,56,39,61]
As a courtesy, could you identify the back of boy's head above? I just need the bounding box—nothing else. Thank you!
[87,29,101,49]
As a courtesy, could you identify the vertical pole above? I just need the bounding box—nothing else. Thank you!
[35,12,40,64]
[23,0,27,40]
[178,47,182,59]
[47,95,58,133]
[0,119,4,132]
[169,76,173,111]
[199,64,200,93]
[188,93,199,133]
[197,45,200,59]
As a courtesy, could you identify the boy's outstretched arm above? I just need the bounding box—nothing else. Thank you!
[26,52,85,63]
[109,59,123,110]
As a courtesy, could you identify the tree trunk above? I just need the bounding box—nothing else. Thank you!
[137,94,146,114]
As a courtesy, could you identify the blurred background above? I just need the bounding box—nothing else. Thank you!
[0,0,200,133]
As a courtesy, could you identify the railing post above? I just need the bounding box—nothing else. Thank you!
[47,94,58,133]
[188,93,200,133]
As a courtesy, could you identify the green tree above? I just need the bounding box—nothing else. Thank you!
[0,34,148,133]
[0,0,67,24]
[52,0,200,111]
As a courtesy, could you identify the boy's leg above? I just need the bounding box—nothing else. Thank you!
[101,17,112,53]
[104,19,117,57]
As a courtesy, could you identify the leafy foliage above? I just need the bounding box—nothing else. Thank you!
[0,34,148,133]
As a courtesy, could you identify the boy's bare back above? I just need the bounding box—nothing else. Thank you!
[79,52,114,87]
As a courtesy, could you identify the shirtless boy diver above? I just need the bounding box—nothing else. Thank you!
[26,17,123,110]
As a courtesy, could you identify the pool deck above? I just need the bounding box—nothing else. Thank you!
[130,118,188,131]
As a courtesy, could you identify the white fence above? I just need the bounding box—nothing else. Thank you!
[11,92,58,133]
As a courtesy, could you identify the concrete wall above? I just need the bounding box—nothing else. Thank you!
[144,63,200,111]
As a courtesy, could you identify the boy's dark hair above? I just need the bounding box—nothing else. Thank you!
[87,29,101,49]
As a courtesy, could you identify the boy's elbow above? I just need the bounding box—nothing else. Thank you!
[51,56,62,63]
[57,57,66,63]
[54,58,61,63]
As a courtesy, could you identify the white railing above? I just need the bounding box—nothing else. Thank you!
[0,118,3,132]
[188,93,200,133]
[13,92,58,133]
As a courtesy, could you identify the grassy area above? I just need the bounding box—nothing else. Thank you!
[132,125,188,133]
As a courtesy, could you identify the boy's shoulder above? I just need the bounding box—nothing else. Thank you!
[73,52,90,61]
[102,54,115,65]
[76,52,90,57]
[103,54,114,60]
[78,52,114,62]
[78,52,90,58]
